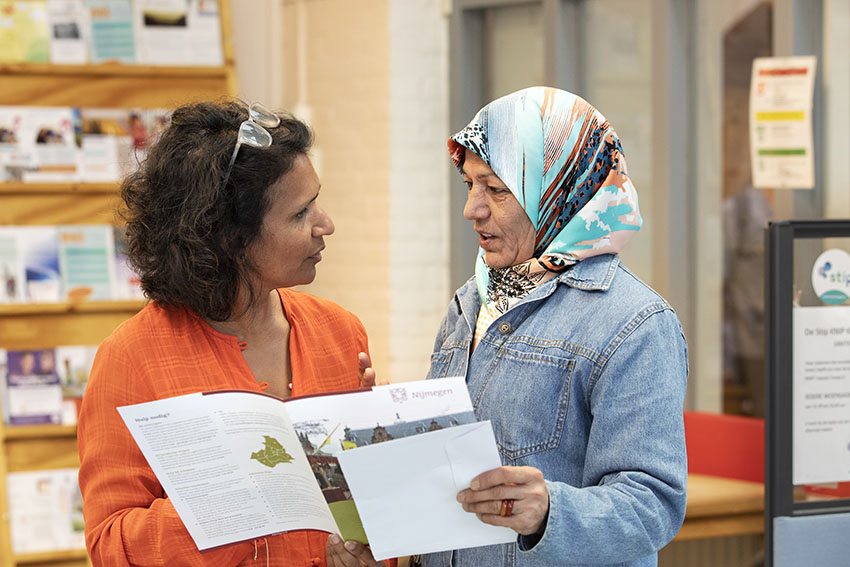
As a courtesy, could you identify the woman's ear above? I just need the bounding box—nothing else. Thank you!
[220,233,246,262]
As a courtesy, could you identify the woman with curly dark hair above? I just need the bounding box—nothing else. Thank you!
[77,100,385,567]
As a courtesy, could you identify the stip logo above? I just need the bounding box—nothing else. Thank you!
[811,249,850,305]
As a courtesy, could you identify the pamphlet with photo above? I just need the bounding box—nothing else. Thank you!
[118,377,514,559]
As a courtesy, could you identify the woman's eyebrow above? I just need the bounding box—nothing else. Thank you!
[296,187,321,209]
[461,167,500,181]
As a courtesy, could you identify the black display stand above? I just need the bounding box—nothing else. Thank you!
[765,219,850,566]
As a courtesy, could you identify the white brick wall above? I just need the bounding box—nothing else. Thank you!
[279,0,393,379]
[236,0,451,383]
[389,0,450,382]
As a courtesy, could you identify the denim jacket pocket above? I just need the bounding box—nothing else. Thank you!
[429,343,471,380]
[428,351,453,379]
[473,347,575,460]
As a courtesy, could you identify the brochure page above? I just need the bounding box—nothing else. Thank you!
[118,391,339,551]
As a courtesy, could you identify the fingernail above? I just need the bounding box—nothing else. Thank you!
[470,478,479,490]
[344,541,356,551]
[330,534,340,544]
[456,492,465,502]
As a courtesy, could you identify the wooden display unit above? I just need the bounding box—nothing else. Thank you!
[0,3,236,565]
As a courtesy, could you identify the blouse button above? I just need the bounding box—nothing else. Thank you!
[310,558,323,566]
[498,322,513,335]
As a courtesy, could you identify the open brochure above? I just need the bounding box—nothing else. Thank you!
[117,377,515,560]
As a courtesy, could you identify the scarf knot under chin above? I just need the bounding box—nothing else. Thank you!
[483,258,559,315]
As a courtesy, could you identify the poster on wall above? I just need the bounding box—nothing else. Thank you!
[791,248,850,485]
[749,55,817,189]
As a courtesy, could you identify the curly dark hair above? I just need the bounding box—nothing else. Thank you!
[119,99,313,321]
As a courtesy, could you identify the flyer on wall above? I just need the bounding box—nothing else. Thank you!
[749,55,817,189]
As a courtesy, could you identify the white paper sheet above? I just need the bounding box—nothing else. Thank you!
[336,420,516,561]
[792,306,850,484]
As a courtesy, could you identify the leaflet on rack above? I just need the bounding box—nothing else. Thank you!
[132,0,223,66]
[5,468,84,553]
[0,0,50,63]
[46,0,89,64]
[0,348,63,425]
[57,224,116,301]
[85,0,135,63]
[117,377,515,559]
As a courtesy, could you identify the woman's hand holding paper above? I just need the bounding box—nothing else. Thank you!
[457,466,550,536]
[358,352,388,388]
[326,534,386,567]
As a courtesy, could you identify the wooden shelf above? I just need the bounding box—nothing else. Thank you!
[0,300,147,317]
[0,183,118,195]
[0,3,234,564]
[1,425,77,441]
[13,548,88,566]
[0,62,229,79]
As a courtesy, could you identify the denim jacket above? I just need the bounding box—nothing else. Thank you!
[424,254,688,567]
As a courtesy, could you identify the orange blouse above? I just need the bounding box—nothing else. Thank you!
[78,289,369,567]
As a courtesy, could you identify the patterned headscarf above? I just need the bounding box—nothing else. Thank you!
[448,86,642,305]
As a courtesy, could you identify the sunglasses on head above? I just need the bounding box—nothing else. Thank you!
[221,102,281,188]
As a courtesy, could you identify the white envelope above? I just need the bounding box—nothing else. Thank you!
[336,420,516,560]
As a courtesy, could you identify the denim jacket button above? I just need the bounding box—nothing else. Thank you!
[498,322,512,335]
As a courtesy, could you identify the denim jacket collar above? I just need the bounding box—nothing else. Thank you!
[557,253,620,291]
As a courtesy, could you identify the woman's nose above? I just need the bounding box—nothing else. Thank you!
[463,190,487,221]
[313,207,335,237]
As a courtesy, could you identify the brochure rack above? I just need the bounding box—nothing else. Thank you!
[0,3,236,565]
[765,220,850,567]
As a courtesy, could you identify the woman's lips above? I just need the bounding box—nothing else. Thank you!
[478,233,495,249]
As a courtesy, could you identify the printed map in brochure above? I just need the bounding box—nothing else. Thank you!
[118,377,514,559]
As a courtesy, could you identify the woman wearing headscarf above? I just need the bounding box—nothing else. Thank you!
[426,87,688,566]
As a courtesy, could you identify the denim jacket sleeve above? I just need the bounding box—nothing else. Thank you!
[517,305,689,564]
